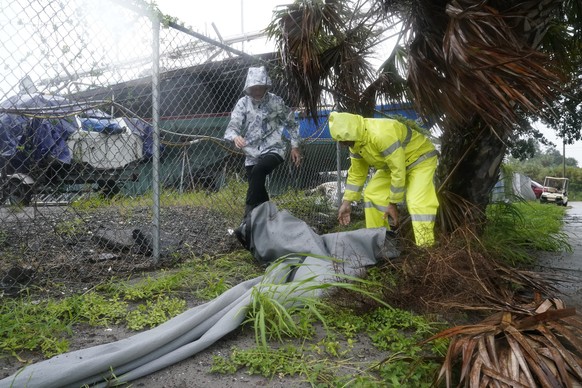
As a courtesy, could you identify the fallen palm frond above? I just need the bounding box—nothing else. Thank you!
[424,298,582,387]
[382,224,560,314]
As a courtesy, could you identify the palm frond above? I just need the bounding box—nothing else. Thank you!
[267,0,385,119]
[425,298,582,387]
[266,0,331,120]
[360,44,410,114]
[436,190,488,236]
[382,220,562,314]
[409,1,564,132]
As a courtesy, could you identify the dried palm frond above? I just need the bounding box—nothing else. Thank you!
[425,298,582,387]
[436,190,487,236]
[408,0,563,133]
[382,223,560,314]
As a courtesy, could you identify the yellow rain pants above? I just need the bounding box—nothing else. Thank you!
[363,155,438,246]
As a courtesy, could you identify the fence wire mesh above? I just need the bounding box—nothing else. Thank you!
[0,0,349,296]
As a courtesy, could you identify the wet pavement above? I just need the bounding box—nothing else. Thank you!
[536,201,582,311]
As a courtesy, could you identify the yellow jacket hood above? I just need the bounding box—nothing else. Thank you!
[329,112,365,142]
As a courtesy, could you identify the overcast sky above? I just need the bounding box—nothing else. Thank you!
[155,0,284,53]
[533,121,582,166]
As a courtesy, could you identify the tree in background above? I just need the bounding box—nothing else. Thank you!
[267,0,582,235]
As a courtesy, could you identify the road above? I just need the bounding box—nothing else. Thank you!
[536,201,582,311]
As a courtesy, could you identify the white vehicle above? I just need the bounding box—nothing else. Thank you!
[540,176,569,206]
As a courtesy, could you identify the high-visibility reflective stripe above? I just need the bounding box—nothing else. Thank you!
[390,185,405,193]
[410,214,436,222]
[345,183,363,192]
[349,152,362,159]
[406,150,438,170]
[380,140,401,157]
[364,201,387,213]
[402,126,412,148]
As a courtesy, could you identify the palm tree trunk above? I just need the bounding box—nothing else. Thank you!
[436,119,507,234]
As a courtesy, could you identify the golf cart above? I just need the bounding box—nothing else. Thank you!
[539,176,569,206]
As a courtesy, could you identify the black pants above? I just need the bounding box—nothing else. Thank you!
[244,153,284,215]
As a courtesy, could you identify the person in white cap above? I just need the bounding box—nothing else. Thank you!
[224,66,302,219]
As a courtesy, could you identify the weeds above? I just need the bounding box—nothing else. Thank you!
[246,254,389,348]
[483,201,571,265]
[54,218,88,238]
[126,296,187,330]
[71,178,248,222]
[98,270,192,300]
[211,345,310,377]
[223,253,447,386]
[213,305,445,386]
[0,250,261,358]
[0,230,9,245]
[67,293,128,326]
[1,297,74,358]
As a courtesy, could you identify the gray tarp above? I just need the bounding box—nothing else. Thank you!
[1,202,390,388]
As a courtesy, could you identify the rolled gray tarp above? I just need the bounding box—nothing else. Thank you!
[1,202,394,388]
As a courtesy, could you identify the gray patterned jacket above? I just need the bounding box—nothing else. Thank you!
[224,67,300,166]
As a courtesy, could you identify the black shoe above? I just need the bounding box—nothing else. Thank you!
[234,221,248,249]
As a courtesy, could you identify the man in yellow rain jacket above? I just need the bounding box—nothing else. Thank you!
[329,112,439,246]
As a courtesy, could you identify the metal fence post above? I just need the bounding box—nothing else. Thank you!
[151,16,161,263]
[336,141,342,208]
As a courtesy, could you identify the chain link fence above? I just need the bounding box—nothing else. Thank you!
[0,0,356,296]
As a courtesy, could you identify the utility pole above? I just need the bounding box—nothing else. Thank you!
[563,139,566,178]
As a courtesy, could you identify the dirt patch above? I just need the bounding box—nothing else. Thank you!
[0,205,241,296]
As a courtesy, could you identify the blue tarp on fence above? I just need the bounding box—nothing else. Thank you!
[295,103,422,142]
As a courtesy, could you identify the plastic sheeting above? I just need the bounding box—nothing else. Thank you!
[0,93,155,173]
[123,117,155,160]
[491,171,536,202]
[0,202,391,388]
[0,93,78,166]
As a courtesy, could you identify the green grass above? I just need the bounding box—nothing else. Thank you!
[54,218,88,238]
[71,179,249,222]
[0,250,262,358]
[483,201,571,265]
[208,254,448,386]
[212,305,447,386]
